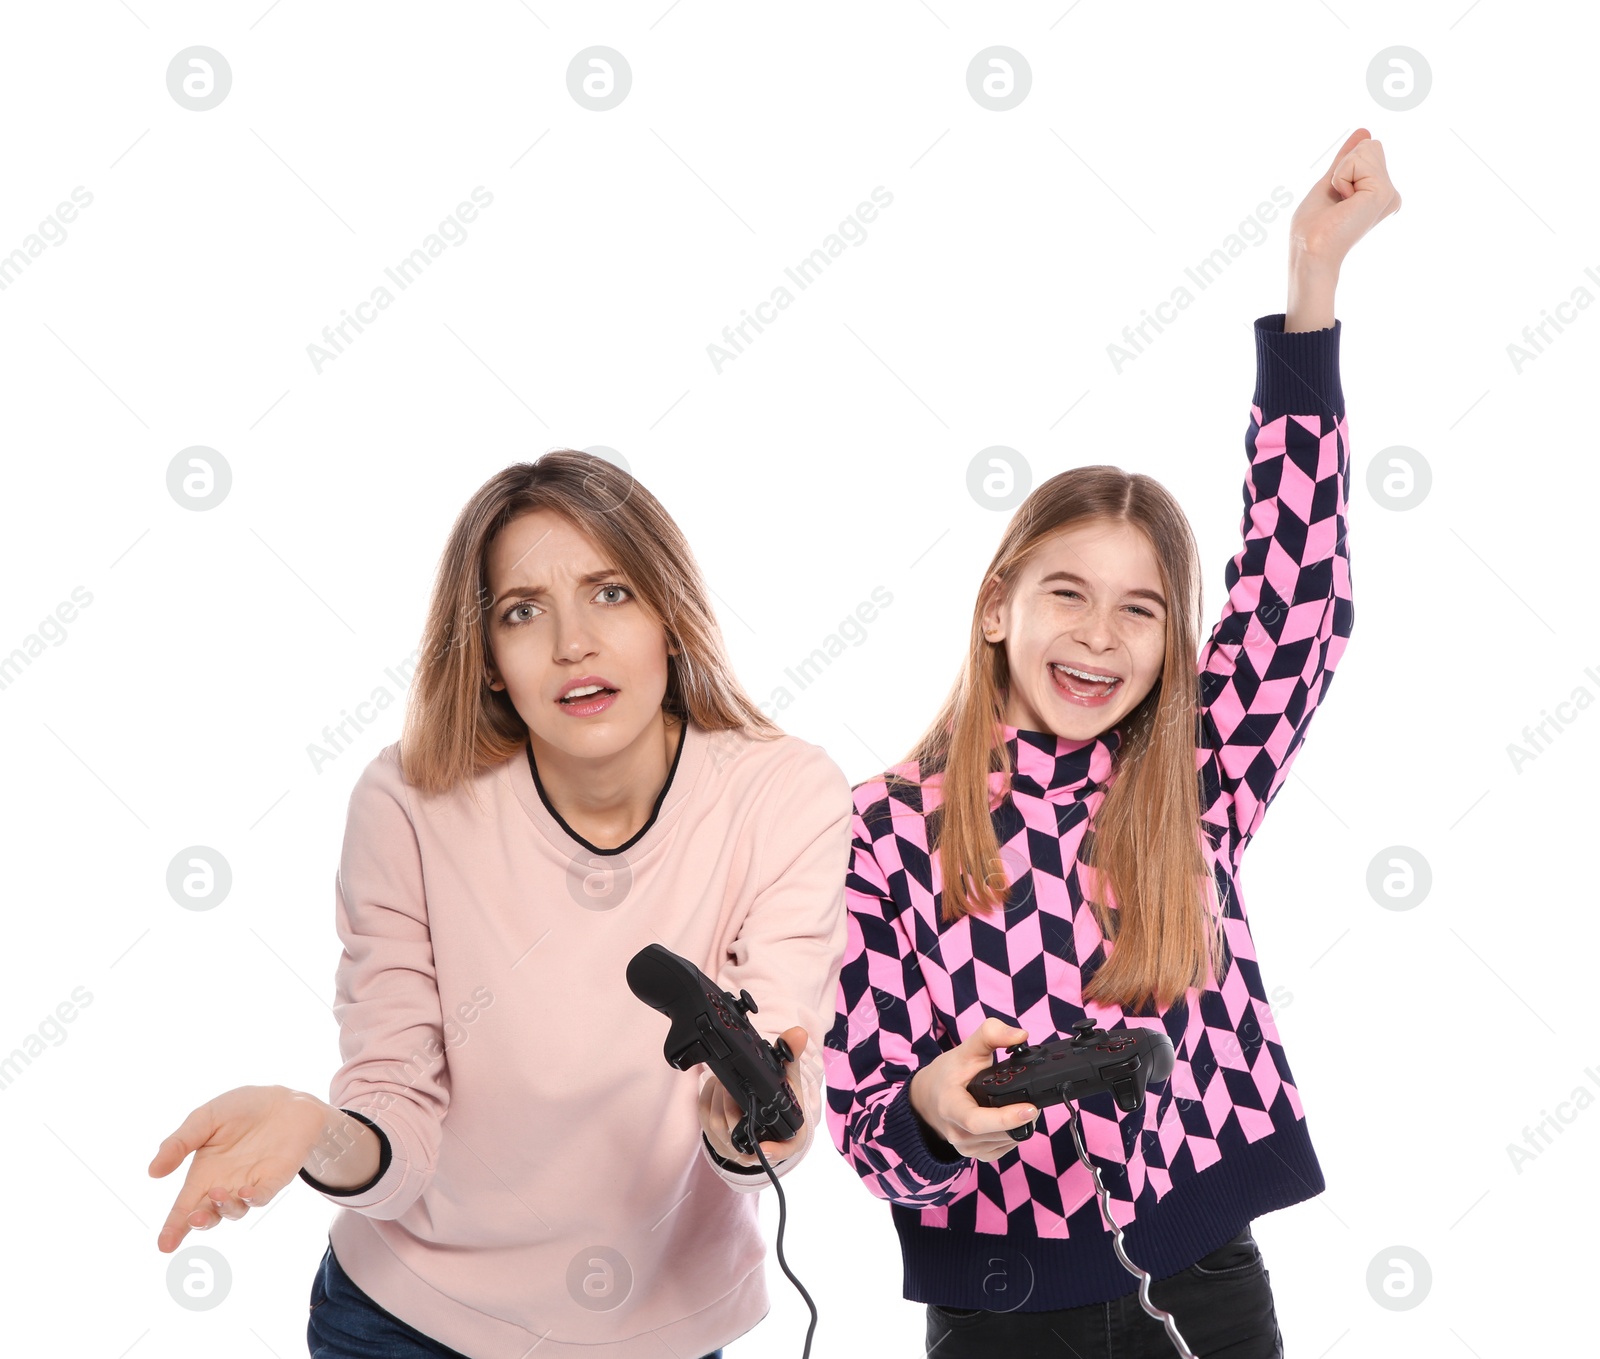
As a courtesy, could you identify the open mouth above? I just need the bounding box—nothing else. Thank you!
[559,685,618,705]
[1050,664,1121,699]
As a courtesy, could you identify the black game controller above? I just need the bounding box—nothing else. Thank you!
[967,1018,1176,1140]
[626,943,804,1156]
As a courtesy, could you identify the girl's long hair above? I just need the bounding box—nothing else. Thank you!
[398,450,782,801]
[892,465,1227,1015]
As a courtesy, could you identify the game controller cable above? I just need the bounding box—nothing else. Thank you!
[969,1018,1199,1356]
[741,1109,818,1358]
[1063,1099,1198,1358]
[627,942,820,1356]
[628,944,1198,1358]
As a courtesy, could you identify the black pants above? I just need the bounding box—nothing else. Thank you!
[924,1225,1282,1358]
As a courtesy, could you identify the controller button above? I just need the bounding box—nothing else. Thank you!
[695,1014,731,1060]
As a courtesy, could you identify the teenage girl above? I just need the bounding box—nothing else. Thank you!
[147,454,855,1359]
[824,130,1400,1358]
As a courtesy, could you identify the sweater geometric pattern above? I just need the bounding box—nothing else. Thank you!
[823,315,1353,1310]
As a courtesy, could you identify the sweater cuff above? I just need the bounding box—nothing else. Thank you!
[880,1080,970,1181]
[298,1108,392,1197]
[1252,313,1343,424]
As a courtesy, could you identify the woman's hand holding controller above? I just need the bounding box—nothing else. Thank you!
[699,1025,810,1168]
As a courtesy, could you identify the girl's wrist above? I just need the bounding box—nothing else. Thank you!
[1286,254,1339,333]
[908,1067,941,1137]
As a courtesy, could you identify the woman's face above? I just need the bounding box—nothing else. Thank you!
[482,508,676,761]
[982,518,1168,743]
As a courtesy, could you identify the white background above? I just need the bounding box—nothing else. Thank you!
[0,2,1594,1356]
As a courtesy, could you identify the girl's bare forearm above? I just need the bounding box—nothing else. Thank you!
[1286,255,1338,333]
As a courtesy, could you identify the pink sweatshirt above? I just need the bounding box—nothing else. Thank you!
[299,721,853,1358]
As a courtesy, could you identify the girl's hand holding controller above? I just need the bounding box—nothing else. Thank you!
[147,1085,367,1253]
[698,1025,809,1169]
[908,1017,1041,1163]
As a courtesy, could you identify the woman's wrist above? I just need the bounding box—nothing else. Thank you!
[300,1099,381,1189]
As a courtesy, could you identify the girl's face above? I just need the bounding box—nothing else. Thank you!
[482,508,676,761]
[982,518,1168,742]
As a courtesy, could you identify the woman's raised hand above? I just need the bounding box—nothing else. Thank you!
[908,1017,1042,1163]
[148,1084,332,1253]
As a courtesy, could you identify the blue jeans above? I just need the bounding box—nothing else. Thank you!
[307,1240,723,1359]
[924,1225,1283,1358]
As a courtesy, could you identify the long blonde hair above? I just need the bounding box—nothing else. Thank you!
[398,450,782,800]
[893,466,1227,1015]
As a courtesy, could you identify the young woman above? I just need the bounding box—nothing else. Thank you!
[146,453,855,1359]
[824,130,1400,1358]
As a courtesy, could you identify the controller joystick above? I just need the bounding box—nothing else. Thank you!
[628,965,1194,1356]
[626,943,804,1156]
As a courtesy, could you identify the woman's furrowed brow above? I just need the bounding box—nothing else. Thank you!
[492,569,626,607]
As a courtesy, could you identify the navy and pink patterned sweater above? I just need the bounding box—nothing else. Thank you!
[823,313,1351,1312]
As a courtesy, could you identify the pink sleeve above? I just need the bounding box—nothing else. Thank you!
[822,806,978,1208]
[303,747,450,1219]
[696,743,853,1192]
[1197,315,1353,865]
